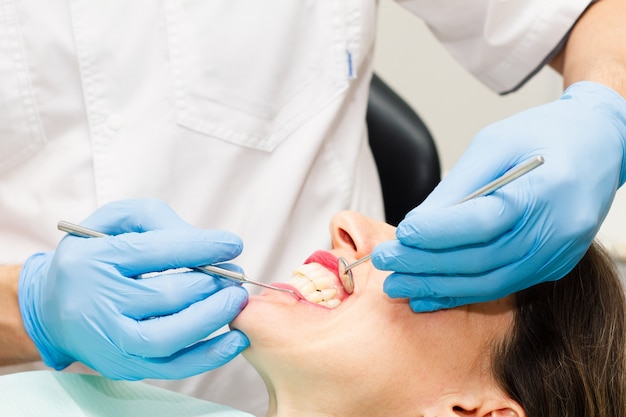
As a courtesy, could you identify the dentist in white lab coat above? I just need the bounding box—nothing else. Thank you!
[2,1,626,416]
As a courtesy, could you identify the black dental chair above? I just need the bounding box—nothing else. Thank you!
[367,73,441,226]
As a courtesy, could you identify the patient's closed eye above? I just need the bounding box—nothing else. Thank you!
[452,405,518,416]
[453,405,476,416]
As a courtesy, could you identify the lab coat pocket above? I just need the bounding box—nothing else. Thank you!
[0,2,45,174]
[163,0,353,152]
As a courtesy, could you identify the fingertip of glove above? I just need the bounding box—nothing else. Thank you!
[198,230,243,258]
[396,221,427,246]
[222,233,244,252]
[409,298,442,313]
[409,297,459,313]
[382,275,421,299]
[228,329,250,351]
[395,222,413,240]
[221,285,249,310]
[370,243,401,269]
[210,330,250,365]
[370,250,386,269]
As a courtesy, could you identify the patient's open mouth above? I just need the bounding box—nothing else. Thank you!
[287,250,350,309]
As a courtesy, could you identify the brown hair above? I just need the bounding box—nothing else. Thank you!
[493,242,626,416]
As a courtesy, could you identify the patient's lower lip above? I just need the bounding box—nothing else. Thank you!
[272,282,336,308]
[272,283,305,300]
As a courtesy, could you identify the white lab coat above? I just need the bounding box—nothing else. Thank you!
[0,0,591,415]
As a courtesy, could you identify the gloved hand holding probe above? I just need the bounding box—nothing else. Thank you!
[18,199,249,380]
[374,82,626,312]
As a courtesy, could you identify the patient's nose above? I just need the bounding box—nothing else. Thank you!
[329,211,395,259]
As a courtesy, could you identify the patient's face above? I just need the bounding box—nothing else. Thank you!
[231,211,514,411]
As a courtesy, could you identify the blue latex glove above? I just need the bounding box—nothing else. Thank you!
[374,81,626,312]
[18,199,249,380]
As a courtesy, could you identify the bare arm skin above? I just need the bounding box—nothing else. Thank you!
[0,265,40,365]
[551,0,626,98]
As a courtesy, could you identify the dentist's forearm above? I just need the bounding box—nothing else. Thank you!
[551,0,626,98]
[0,265,41,365]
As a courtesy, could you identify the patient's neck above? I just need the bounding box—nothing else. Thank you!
[265,383,376,417]
[261,370,421,417]
[248,346,430,416]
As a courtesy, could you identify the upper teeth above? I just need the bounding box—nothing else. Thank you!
[290,263,342,309]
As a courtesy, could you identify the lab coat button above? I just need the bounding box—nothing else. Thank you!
[107,114,124,131]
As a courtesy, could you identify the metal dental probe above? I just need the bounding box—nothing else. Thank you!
[56,221,305,300]
[337,155,545,294]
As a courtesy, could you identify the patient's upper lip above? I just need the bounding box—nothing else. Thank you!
[304,250,340,278]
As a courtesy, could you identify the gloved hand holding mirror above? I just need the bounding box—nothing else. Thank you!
[373,82,626,312]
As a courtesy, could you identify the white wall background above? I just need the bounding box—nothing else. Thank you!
[372,0,626,260]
